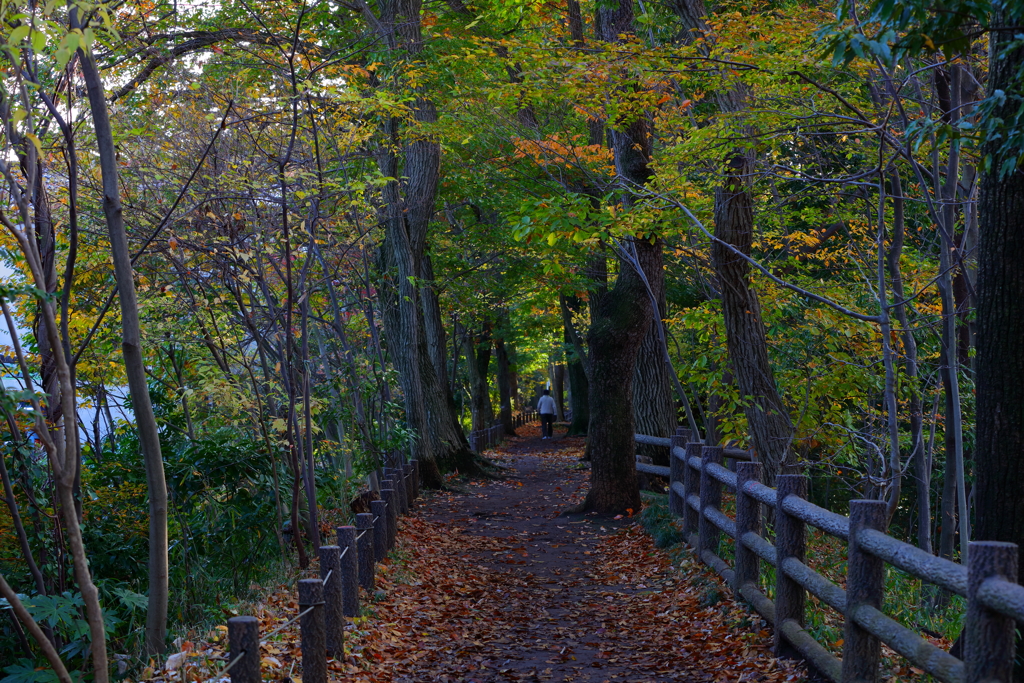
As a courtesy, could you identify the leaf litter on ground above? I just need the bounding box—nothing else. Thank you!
[143,427,807,683]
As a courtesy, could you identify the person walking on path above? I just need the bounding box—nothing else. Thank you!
[538,389,557,439]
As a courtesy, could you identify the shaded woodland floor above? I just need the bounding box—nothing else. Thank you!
[160,424,806,683]
[336,424,806,682]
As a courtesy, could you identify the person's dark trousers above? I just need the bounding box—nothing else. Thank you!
[541,413,555,438]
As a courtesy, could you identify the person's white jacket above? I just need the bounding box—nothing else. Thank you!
[538,395,557,415]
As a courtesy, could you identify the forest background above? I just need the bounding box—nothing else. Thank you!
[0,0,1023,680]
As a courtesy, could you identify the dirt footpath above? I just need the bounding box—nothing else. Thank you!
[343,425,804,683]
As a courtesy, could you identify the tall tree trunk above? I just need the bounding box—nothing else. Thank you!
[421,252,450,390]
[578,0,658,513]
[938,367,958,562]
[567,353,589,436]
[79,45,169,656]
[672,0,791,483]
[711,154,794,487]
[632,241,675,466]
[462,325,494,433]
[495,338,517,436]
[974,2,1024,574]
[583,238,655,513]
[561,295,590,436]
[552,364,566,421]
[887,172,930,552]
[369,0,477,483]
[420,319,477,473]
[377,237,437,482]
[510,367,520,411]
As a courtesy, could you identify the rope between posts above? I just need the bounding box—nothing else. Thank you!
[220,649,247,675]
[261,602,320,641]
[339,546,348,559]
[323,569,332,587]
[373,516,380,523]
[356,529,367,540]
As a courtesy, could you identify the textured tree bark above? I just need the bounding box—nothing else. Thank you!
[583,244,651,513]
[711,155,794,487]
[495,338,517,436]
[561,295,590,436]
[371,0,477,483]
[420,252,450,389]
[462,325,494,433]
[671,0,790,484]
[510,368,520,410]
[420,325,477,474]
[632,239,675,466]
[974,2,1024,575]
[577,0,658,513]
[377,172,435,482]
[552,364,566,421]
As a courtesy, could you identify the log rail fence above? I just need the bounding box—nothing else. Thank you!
[470,410,538,453]
[635,428,1024,683]
[223,409,541,681]
[220,459,422,683]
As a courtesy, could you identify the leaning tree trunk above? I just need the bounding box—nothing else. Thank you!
[632,239,675,466]
[80,45,168,657]
[711,154,794,487]
[974,1,1024,575]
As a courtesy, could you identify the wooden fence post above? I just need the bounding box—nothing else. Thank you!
[356,513,375,591]
[669,433,687,518]
[227,616,260,683]
[965,541,1018,683]
[698,446,724,561]
[403,463,415,508]
[380,482,393,548]
[298,578,327,683]
[335,526,360,618]
[383,485,398,549]
[397,464,409,511]
[841,499,885,682]
[317,545,344,658]
[370,499,388,562]
[411,459,420,499]
[734,462,762,592]
[775,474,808,660]
[389,467,409,515]
[682,440,702,539]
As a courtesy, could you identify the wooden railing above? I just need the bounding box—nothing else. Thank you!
[634,429,1024,683]
[223,462,421,683]
[470,410,537,453]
